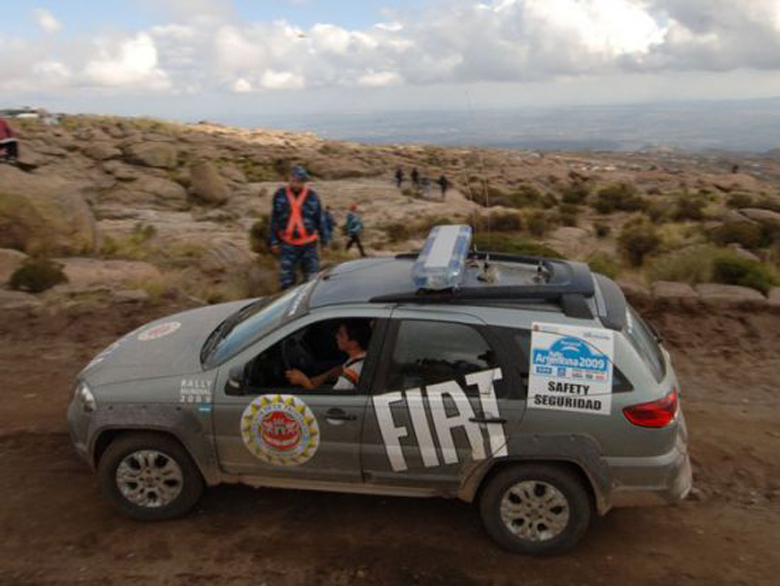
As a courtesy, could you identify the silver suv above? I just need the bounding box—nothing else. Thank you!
[68,225,691,555]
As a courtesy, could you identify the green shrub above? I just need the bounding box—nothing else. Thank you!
[711,253,778,294]
[594,222,611,238]
[592,183,647,214]
[646,245,717,284]
[526,211,549,237]
[557,204,579,227]
[472,233,563,258]
[618,221,661,266]
[646,201,670,223]
[586,252,622,279]
[673,195,707,221]
[726,193,754,208]
[384,222,412,243]
[249,215,271,253]
[471,211,522,232]
[9,258,68,293]
[709,222,767,249]
[560,183,590,205]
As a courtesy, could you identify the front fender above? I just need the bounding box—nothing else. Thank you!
[87,404,221,486]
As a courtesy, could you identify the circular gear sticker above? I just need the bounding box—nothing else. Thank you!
[241,394,320,466]
[137,321,181,341]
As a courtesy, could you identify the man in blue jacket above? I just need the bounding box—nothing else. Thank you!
[270,165,328,290]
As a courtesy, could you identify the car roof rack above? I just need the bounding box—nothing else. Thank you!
[371,251,596,320]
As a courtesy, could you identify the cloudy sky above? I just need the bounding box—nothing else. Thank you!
[3,0,780,122]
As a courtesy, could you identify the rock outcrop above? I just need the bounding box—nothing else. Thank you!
[189,160,229,204]
[124,141,178,169]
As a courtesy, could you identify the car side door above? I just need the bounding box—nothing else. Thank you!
[211,307,390,484]
[360,309,526,493]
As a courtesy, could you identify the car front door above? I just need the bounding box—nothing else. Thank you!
[360,309,525,493]
[212,308,390,484]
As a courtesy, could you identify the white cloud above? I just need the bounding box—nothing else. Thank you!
[358,70,402,87]
[260,69,305,90]
[232,77,252,92]
[85,33,170,90]
[33,8,62,33]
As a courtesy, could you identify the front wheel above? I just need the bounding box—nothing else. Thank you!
[97,432,204,521]
[479,464,592,555]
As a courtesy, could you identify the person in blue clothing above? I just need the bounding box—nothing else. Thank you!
[344,204,366,257]
[270,165,328,290]
[324,206,336,247]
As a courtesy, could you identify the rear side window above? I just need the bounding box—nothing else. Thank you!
[624,307,666,383]
[385,320,499,393]
[505,328,633,393]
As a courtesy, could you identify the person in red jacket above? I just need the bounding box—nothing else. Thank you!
[0,117,19,162]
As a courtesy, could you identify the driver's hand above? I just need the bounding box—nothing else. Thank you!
[285,369,310,387]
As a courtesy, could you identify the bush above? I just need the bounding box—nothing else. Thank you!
[471,211,522,232]
[526,211,549,237]
[592,183,647,214]
[557,204,579,227]
[618,221,661,266]
[673,195,707,221]
[594,222,611,238]
[8,258,68,293]
[560,183,590,205]
[384,222,412,244]
[472,233,563,258]
[726,193,754,208]
[711,253,778,294]
[586,252,622,279]
[709,222,767,249]
[249,215,271,253]
[646,201,670,223]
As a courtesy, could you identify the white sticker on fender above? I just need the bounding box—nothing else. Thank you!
[137,321,181,341]
[528,322,614,415]
[241,394,320,466]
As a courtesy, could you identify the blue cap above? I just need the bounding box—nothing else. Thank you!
[292,165,309,181]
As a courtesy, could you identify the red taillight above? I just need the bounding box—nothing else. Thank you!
[623,389,678,428]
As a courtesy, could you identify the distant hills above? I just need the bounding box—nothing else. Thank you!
[229,98,780,153]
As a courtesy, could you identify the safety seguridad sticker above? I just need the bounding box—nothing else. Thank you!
[241,394,320,466]
[137,321,181,341]
[528,322,614,415]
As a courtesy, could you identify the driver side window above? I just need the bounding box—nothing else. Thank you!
[242,318,374,393]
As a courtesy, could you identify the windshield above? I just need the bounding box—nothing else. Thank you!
[624,306,666,383]
[206,286,302,366]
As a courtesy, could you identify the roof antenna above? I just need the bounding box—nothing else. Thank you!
[534,260,550,284]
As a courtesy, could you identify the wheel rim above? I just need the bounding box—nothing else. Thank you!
[499,480,570,542]
[115,450,184,508]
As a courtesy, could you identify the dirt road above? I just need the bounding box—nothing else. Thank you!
[1,301,779,585]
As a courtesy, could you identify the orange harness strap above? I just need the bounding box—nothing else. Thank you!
[281,186,319,245]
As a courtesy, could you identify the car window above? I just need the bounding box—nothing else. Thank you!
[211,287,301,365]
[384,320,500,394]
[624,307,666,383]
[508,329,633,393]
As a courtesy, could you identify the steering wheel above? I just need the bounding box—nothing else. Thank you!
[281,335,314,373]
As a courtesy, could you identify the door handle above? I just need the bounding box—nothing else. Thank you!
[469,416,507,424]
[326,408,357,421]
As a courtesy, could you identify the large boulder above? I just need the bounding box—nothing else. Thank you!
[695,283,766,304]
[124,142,178,169]
[55,258,162,291]
[199,240,255,275]
[101,175,189,210]
[83,142,122,161]
[189,160,230,204]
[651,281,697,299]
[0,166,98,255]
[738,208,780,233]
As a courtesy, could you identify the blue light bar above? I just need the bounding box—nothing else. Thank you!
[412,225,472,290]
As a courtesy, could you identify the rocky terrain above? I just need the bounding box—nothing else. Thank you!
[1,113,780,309]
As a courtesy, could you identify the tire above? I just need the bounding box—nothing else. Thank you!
[479,463,592,555]
[97,432,204,521]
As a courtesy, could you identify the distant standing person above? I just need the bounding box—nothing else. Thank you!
[345,204,366,258]
[410,167,420,188]
[324,206,336,247]
[437,175,450,198]
[395,168,404,189]
[0,117,19,163]
[270,165,328,290]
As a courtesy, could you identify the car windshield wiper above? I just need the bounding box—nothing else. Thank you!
[199,298,268,365]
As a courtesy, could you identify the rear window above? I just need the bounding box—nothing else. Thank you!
[624,307,666,382]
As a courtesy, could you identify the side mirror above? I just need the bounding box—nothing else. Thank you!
[226,364,247,395]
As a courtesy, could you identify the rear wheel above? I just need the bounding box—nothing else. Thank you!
[479,463,592,555]
[98,432,204,521]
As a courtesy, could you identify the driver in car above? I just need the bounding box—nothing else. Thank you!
[285,319,371,390]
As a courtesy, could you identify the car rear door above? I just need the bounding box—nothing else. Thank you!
[360,309,526,493]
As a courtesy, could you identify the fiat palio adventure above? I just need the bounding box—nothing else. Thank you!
[68,225,691,555]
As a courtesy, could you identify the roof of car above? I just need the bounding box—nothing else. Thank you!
[309,252,628,330]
